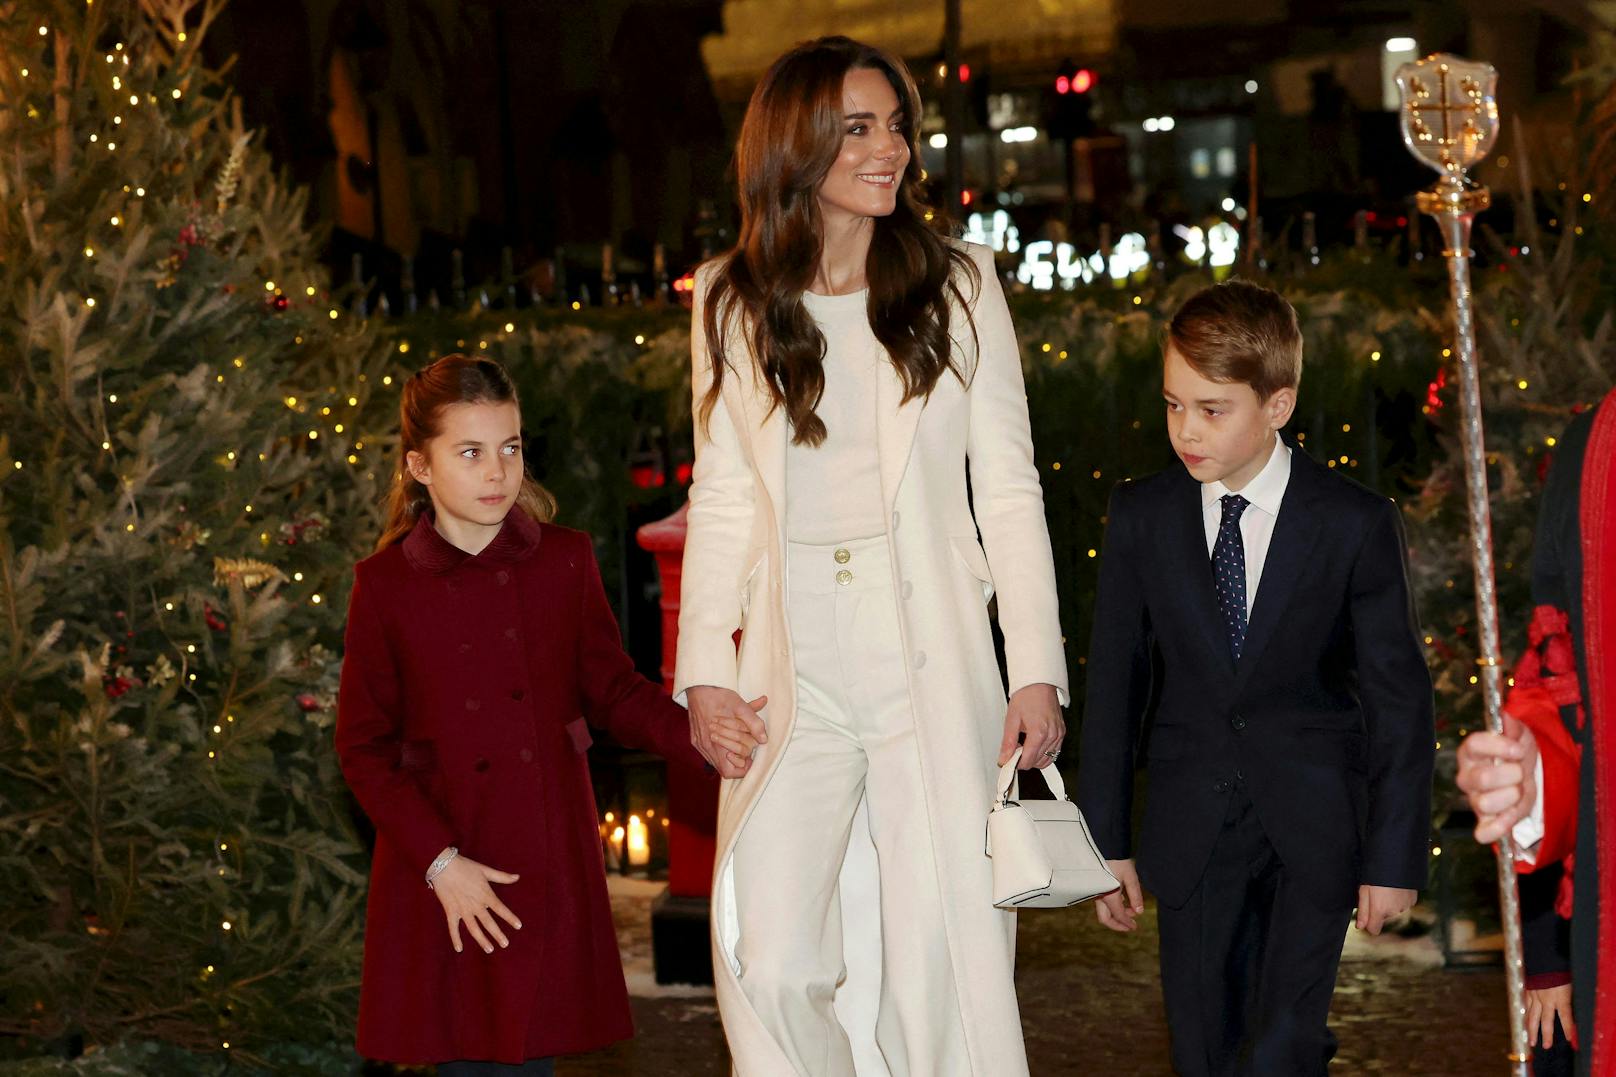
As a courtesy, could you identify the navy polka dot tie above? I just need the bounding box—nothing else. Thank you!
[1212,494,1249,661]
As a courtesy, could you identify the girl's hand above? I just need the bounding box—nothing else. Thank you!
[686,686,768,778]
[1526,984,1576,1049]
[430,853,523,954]
[998,683,1064,769]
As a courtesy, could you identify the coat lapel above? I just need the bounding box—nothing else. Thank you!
[875,359,925,515]
[1235,448,1324,682]
[731,365,788,542]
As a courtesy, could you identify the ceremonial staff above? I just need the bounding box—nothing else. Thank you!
[1395,55,1529,1073]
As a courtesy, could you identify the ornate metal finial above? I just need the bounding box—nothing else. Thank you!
[1397,54,1499,174]
[1397,53,1499,215]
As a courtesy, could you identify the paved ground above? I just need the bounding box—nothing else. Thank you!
[555,880,1514,1076]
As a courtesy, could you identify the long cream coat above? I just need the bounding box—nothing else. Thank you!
[673,242,1069,1076]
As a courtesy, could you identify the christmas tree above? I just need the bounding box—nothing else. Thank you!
[0,0,392,1064]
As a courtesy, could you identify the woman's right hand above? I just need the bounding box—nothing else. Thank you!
[430,853,523,954]
[686,686,769,779]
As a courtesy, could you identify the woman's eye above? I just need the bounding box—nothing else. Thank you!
[847,124,866,136]
[502,444,520,456]
[460,448,479,459]
[1203,409,1221,419]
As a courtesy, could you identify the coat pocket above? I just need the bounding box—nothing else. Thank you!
[949,534,996,603]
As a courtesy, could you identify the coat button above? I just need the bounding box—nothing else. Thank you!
[465,698,481,712]
[511,689,525,701]
[1214,779,1231,794]
[496,570,510,585]
[836,569,853,586]
[1230,715,1248,732]
[891,511,901,530]
[901,580,914,599]
[834,547,851,564]
[505,627,519,641]
[458,642,473,654]
[519,748,533,763]
[913,651,927,669]
[473,757,490,773]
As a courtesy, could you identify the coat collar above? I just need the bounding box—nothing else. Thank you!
[401,509,543,575]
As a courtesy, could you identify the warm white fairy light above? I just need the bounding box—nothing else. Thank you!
[172,88,182,99]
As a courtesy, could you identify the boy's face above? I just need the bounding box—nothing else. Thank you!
[1163,342,1295,492]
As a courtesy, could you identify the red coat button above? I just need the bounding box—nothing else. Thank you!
[465,698,480,712]
[519,748,533,763]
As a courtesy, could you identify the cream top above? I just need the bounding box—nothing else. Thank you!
[785,289,886,543]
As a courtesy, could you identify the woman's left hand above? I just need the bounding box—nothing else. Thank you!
[998,683,1065,769]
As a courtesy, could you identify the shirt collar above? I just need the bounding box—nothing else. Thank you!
[401,508,543,574]
[1200,438,1291,517]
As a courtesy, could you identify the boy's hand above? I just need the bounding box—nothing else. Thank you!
[1355,884,1416,934]
[1455,714,1539,844]
[1526,984,1576,1049]
[998,683,1064,768]
[1094,859,1144,932]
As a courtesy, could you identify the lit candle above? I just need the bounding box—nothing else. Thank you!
[610,825,626,868]
[627,815,650,868]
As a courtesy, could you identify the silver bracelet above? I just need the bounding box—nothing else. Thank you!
[425,846,459,890]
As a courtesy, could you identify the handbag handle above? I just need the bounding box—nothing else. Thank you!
[996,746,1072,806]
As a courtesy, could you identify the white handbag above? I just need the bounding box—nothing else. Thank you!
[985,747,1120,909]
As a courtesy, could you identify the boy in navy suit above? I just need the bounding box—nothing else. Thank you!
[1077,281,1434,1076]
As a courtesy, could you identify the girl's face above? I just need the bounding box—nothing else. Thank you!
[817,66,909,228]
[406,400,524,550]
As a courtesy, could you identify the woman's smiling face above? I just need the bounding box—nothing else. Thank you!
[816,66,910,227]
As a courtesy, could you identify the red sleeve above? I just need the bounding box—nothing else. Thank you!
[1504,681,1580,873]
[334,565,458,872]
[574,538,708,773]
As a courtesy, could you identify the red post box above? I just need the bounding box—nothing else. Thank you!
[636,504,719,983]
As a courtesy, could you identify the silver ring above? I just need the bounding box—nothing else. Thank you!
[1042,749,1060,761]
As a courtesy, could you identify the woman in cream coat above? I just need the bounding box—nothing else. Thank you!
[674,37,1069,1077]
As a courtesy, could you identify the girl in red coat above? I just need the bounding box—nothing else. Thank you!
[336,355,759,1075]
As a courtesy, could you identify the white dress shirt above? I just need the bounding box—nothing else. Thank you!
[1201,438,1292,616]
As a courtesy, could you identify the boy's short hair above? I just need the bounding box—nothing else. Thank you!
[1167,280,1303,401]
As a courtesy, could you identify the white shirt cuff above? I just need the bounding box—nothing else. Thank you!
[1510,754,1546,864]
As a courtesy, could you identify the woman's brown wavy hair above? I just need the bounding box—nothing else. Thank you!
[698,35,979,445]
[375,354,557,551]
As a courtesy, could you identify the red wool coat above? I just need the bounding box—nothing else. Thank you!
[335,510,703,1065]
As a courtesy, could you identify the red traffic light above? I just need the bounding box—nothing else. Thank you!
[1055,74,1070,94]
[1072,68,1095,93]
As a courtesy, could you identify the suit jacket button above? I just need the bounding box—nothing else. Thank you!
[913,651,927,670]
[1230,715,1248,732]
[1214,779,1230,794]
[519,748,533,763]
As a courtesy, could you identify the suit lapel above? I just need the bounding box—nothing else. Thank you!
[1235,448,1324,682]
[1169,472,1237,676]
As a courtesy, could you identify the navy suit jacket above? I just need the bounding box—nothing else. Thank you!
[1076,446,1434,909]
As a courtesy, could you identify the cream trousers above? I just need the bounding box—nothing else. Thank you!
[729,536,969,1077]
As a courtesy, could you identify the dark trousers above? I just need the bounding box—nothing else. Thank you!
[1156,792,1352,1077]
[437,1060,554,1076]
